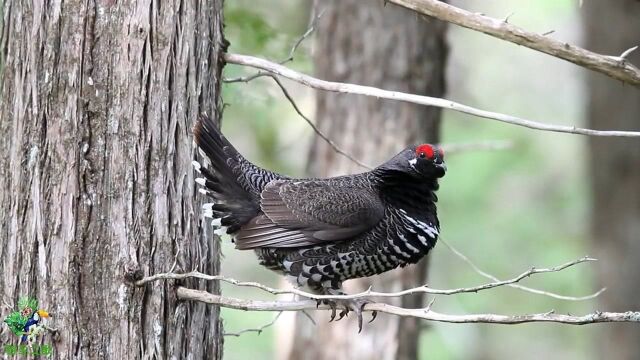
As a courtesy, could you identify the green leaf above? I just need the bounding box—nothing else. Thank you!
[18,296,38,312]
[3,311,27,336]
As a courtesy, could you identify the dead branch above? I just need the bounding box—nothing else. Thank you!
[230,72,513,169]
[223,312,283,337]
[176,288,640,325]
[387,0,640,86]
[224,53,640,138]
[282,8,325,64]
[135,256,598,301]
[439,237,606,301]
[263,74,373,169]
[224,8,324,84]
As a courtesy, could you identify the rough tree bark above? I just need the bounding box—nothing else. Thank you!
[285,1,447,360]
[585,1,640,359]
[0,1,226,358]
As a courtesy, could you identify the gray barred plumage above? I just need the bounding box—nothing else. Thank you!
[192,115,446,330]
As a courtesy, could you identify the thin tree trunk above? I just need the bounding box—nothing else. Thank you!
[0,1,226,358]
[285,1,447,359]
[585,1,640,359]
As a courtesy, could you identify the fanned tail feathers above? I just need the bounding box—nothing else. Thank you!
[193,115,267,235]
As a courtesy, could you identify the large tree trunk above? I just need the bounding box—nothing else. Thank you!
[0,1,226,358]
[585,1,640,359]
[285,1,447,359]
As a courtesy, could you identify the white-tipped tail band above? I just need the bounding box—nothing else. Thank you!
[192,161,202,173]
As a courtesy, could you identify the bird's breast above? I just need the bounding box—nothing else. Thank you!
[379,208,439,264]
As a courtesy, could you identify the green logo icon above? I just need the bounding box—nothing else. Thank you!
[3,296,53,356]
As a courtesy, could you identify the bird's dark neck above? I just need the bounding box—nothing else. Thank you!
[371,169,439,211]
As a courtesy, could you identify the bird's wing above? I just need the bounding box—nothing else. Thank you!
[234,179,384,249]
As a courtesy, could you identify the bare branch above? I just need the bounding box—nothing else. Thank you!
[282,8,326,64]
[223,312,283,337]
[228,74,513,167]
[224,8,324,83]
[223,73,372,169]
[439,237,606,301]
[224,72,271,84]
[264,74,373,169]
[300,309,317,326]
[135,256,596,300]
[176,288,640,325]
[387,0,640,86]
[224,53,640,138]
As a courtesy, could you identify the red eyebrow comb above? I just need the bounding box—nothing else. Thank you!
[416,144,435,159]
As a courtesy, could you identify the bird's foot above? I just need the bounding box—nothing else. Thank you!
[320,298,377,332]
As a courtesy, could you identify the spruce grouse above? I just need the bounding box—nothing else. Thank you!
[193,115,446,330]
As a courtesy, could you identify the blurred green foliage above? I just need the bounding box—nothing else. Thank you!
[226,7,276,54]
[220,1,598,359]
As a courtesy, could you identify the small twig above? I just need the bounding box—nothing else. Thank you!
[135,256,596,300]
[265,74,373,169]
[605,46,639,64]
[176,288,640,325]
[224,8,324,83]
[221,8,370,170]
[224,73,372,169]
[503,12,515,24]
[282,8,326,64]
[387,0,640,86]
[224,72,271,84]
[300,310,317,325]
[618,45,639,61]
[224,53,640,137]
[542,30,555,37]
[439,237,606,301]
[224,312,283,337]
[424,298,436,312]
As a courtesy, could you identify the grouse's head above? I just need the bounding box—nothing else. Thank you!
[379,144,446,179]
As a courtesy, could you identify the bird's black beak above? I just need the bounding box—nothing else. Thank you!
[433,161,447,178]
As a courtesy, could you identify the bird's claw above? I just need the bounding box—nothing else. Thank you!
[369,311,378,323]
[328,301,338,322]
[337,308,349,320]
[322,298,375,332]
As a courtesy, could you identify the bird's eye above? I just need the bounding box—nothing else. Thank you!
[416,144,435,160]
